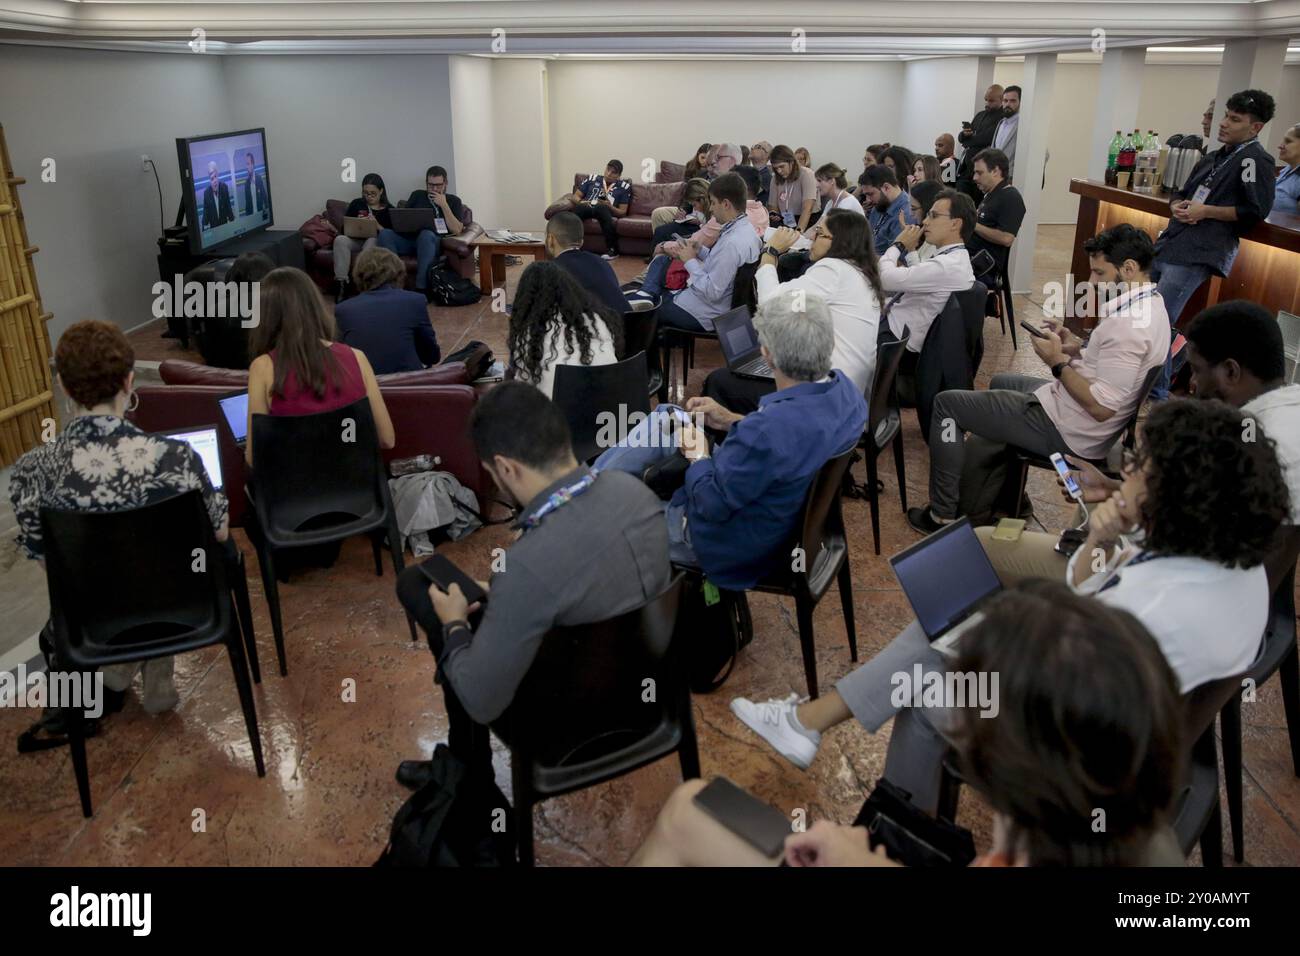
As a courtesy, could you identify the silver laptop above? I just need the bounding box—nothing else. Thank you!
[889,518,1002,656]
[714,306,775,381]
[160,426,225,492]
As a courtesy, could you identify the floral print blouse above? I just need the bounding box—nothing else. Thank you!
[9,415,228,562]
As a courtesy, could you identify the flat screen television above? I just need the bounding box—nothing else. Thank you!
[177,128,273,254]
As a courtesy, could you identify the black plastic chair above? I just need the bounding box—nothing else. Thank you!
[845,331,910,554]
[248,398,413,676]
[492,575,698,866]
[1008,361,1165,519]
[620,299,665,400]
[1218,526,1300,862]
[552,352,651,464]
[1173,673,1245,866]
[40,491,266,817]
[660,259,759,402]
[749,447,859,699]
[985,257,1018,350]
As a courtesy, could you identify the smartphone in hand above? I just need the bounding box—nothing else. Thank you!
[1050,452,1085,503]
[1019,320,1051,339]
[418,554,487,606]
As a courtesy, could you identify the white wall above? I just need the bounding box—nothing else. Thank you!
[450,56,500,227]
[490,58,551,231]
[900,57,983,159]
[545,58,906,200]
[0,46,232,340]
[223,54,456,225]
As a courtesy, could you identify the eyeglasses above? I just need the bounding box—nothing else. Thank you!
[924,210,953,220]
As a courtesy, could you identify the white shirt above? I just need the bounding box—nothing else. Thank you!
[521,313,618,399]
[879,243,975,352]
[825,189,865,217]
[1067,547,1266,693]
[755,257,881,395]
[1032,283,1169,460]
[1244,384,1300,523]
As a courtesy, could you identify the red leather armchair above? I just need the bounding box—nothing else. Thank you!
[302,199,485,291]
[544,171,685,257]
[141,362,492,526]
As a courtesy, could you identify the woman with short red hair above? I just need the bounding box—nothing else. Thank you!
[9,320,229,748]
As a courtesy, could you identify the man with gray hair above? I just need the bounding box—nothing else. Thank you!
[594,290,867,588]
[201,160,235,228]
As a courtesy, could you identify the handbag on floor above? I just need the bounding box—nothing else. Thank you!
[852,779,976,867]
[427,265,482,307]
[676,576,753,693]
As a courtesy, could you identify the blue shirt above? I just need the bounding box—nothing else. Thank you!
[674,371,868,588]
[335,284,440,375]
[674,216,762,330]
[868,191,916,254]
[578,173,632,207]
[1272,165,1300,217]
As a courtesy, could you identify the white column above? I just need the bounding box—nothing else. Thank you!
[1009,52,1058,293]
[1214,38,1289,145]
[973,55,997,114]
[1087,46,1146,181]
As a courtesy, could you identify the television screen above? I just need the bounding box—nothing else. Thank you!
[177,128,273,253]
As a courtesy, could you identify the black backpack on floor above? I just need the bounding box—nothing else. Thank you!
[427,265,482,307]
[677,577,753,693]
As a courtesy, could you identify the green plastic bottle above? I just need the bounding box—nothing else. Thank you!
[1107,130,1123,169]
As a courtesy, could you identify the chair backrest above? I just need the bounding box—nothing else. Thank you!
[1275,310,1299,384]
[915,288,983,439]
[1264,525,1300,607]
[41,490,232,668]
[789,447,857,589]
[868,330,910,437]
[501,575,686,770]
[552,352,651,462]
[620,305,659,361]
[730,259,760,311]
[249,397,387,540]
[1122,361,1167,448]
[1183,674,1243,747]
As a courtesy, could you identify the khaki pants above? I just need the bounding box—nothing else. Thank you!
[975,525,1071,585]
[334,234,377,281]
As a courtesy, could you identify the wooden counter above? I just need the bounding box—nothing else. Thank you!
[1068,178,1300,332]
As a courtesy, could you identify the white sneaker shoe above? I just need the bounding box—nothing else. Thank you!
[730,693,820,770]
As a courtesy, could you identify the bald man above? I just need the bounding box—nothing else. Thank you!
[201,161,235,228]
[934,132,958,184]
[957,84,1005,201]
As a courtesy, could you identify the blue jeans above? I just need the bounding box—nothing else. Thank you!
[376,228,442,290]
[1149,260,1211,399]
[593,406,701,567]
[641,255,708,331]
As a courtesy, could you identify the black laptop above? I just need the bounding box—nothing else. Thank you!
[714,306,775,381]
[889,518,1003,656]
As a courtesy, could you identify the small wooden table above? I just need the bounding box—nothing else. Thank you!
[472,235,547,294]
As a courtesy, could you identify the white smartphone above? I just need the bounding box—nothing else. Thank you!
[1050,452,1084,503]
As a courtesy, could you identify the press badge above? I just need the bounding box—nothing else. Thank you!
[435,215,449,235]
[1190,184,1211,205]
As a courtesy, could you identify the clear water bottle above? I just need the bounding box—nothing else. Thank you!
[389,454,441,477]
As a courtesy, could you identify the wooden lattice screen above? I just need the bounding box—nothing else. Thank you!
[0,122,56,467]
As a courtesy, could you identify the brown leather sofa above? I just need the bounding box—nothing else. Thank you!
[302,199,485,291]
[134,360,492,526]
[544,168,686,257]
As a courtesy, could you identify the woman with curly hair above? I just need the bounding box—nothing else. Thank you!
[727,398,1288,815]
[507,261,621,399]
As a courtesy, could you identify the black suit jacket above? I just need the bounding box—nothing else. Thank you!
[242,173,268,216]
[958,108,1003,178]
[916,285,986,441]
[202,181,235,228]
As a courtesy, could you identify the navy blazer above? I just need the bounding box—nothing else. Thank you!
[335,285,440,375]
[554,248,628,318]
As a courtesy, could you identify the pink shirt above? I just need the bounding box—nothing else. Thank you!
[1033,284,1170,460]
[663,202,767,255]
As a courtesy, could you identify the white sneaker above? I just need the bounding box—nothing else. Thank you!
[601,252,620,260]
[730,693,820,770]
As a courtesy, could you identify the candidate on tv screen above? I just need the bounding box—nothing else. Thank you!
[179,129,272,253]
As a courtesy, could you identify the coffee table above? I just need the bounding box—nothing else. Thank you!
[472,234,547,294]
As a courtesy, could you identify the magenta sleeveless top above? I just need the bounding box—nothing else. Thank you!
[269,342,367,416]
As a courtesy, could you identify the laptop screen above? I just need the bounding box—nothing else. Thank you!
[219,391,249,444]
[713,306,759,365]
[166,427,225,491]
[890,519,1002,639]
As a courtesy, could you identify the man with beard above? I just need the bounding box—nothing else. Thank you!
[859,165,915,254]
[393,383,670,785]
[991,85,1021,180]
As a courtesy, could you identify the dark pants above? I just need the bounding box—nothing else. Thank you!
[574,204,620,254]
[703,367,775,417]
[396,565,494,774]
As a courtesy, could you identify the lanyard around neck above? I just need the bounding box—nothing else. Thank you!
[517,472,597,534]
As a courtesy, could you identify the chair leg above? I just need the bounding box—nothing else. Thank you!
[837,557,857,663]
[231,553,261,685]
[677,690,702,780]
[68,699,93,818]
[795,595,819,700]
[225,633,267,777]
[370,531,384,577]
[1013,460,1031,520]
[657,342,671,405]
[891,429,908,514]
[1220,695,1244,863]
[385,518,417,642]
[1004,285,1018,349]
[255,544,289,677]
[513,761,535,867]
[936,763,962,825]
[1199,797,1224,868]
[866,452,882,556]
[1279,642,1300,776]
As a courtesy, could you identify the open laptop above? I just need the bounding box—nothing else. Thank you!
[160,426,225,492]
[342,216,380,239]
[218,390,249,447]
[387,207,444,234]
[714,306,775,381]
[889,518,1002,656]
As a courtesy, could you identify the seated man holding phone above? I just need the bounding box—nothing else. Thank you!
[394,383,670,785]
[907,223,1170,534]
[376,164,465,295]
[593,292,866,589]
